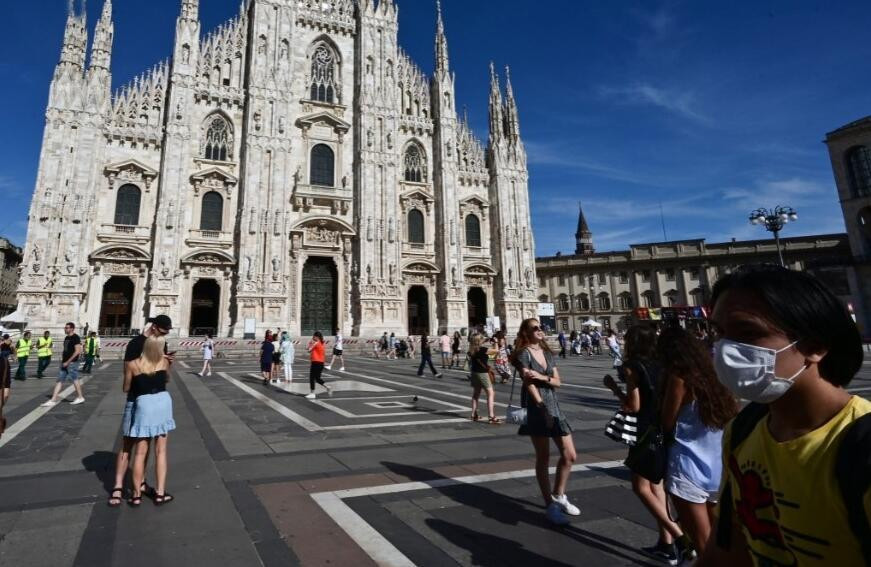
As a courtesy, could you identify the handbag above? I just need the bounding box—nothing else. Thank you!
[604,410,638,446]
[624,425,667,483]
[505,368,527,425]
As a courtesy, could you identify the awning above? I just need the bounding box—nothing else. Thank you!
[0,310,27,324]
[582,320,602,327]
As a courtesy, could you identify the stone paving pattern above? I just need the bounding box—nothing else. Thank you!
[1,353,869,566]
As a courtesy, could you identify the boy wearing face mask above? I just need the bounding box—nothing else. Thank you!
[698,266,870,567]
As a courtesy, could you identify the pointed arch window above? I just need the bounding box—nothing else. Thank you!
[597,292,611,311]
[114,185,141,226]
[310,144,335,187]
[847,145,871,198]
[404,145,426,182]
[203,115,232,161]
[465,214,482,247]
[407,209,425,244]
[577,293,590,311]
[310,44,337,103]
[200,192,224,231]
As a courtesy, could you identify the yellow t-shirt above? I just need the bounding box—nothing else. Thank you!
[719,395,871,566]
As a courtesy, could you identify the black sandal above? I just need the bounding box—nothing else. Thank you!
[154,492,174,506]
[128,494,143,507]
[107,487,124,507]
[140,482,155,500]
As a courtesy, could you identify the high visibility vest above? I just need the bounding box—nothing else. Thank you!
[37,337,53,357]
[85,338,97,355]
[16,339,32,358]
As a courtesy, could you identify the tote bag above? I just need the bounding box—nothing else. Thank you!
[604,411,638,446]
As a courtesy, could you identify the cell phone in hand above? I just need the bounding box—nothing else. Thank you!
[167,351,177,356]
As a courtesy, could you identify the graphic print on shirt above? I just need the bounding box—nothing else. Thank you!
[730,457,831,565]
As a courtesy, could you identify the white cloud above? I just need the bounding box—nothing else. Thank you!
[719,177,833,212]
[597,83,711,125]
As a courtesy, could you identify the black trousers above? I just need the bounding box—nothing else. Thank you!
[417,353,438,376]
[310,362,326,391]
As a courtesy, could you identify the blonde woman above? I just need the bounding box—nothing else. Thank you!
[122,335,176,507]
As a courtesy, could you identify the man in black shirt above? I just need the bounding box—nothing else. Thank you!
[108,315,174,507]
[40,322,84,407]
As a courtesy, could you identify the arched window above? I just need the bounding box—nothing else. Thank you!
[618,292,633,310]
[577,294,590,311]
[465,214,481,247]
[404,145,426,182]
[310,44,337,103]
[538,294,549,303]
[597,292,611,311]
[641,290,657,308]
[848,146,871,198]
[407,209,425,244]
[310,144,335,187]
[558,294,570,311]
[114,184,141,226]
[203,115,232,161]
[200,192,224,231]
[689,288,705,307]
[665,290,679,307]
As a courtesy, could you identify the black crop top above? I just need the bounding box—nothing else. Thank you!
[128,370,168,400]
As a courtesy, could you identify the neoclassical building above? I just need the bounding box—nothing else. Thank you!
[17,0,538,337]
[536,207,855,333]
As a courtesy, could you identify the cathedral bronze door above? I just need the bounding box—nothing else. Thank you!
[301,258,337,336]
[99,277,134,336]
[407,286,430,335]
[190,279,220,336]
[467,287,487,329]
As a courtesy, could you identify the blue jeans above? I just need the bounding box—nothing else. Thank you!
[417,353,438,376]
[37,356,51,377]
[58,364,80,382]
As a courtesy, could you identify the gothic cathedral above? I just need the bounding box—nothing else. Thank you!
[17,0,538,337]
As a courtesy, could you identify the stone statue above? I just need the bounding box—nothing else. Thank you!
[244,256,253,280]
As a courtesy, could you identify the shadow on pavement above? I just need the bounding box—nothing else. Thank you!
[82,450,117,493]
[382,461,656,566]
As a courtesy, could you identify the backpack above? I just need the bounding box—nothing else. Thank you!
[716,403,871,564]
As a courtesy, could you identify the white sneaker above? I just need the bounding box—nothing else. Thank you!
[306,393,316,399]
[326,386,333,397]
[207,372,212,376]
[325,365,332,370]
[197,373,203,377]
[41,399,59,408]
[552,494,580,516]
[339,367,345,372]
[70,397,85,405]
[545,501,570,526]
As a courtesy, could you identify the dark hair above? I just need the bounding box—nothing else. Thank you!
[711,265,863,387]
[623,325,657,362]
[657,327,738,429]
[313,331,324,342]
[66,322,75,328]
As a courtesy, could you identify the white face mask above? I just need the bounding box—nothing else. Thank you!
[713,340,807,404]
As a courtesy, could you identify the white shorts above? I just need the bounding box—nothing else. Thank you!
[666,473,719,505]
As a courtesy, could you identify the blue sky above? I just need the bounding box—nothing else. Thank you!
[2,0,869,256]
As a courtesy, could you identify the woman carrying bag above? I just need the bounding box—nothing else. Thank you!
[603,325,692,564]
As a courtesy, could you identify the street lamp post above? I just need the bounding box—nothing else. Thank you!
[749,206,798,267]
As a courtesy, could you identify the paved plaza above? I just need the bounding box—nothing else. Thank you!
[1,352,869,567]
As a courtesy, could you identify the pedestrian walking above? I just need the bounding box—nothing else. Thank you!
[407,336,416,358]
[259,330,274,386]
[388,332,398,360]
[557,331,567,359]
[416,334,442,378]
[468,335,501,424]
[108,316,174,508]
[270,331,281,383]
[306,331,331,399]
[379,332,389,358]
[36,331,53,379]
[439,331,452,368]
[13,330,32,380]
[510,318,579,526]
[81,332,100,373]
[0,341,9,407]
[198,334,214,377]
[450,331,462,368]
[123,334,176,507]
[326,328,345,371]
[493,331,512,384]
[279,332,294,383]
[698,266,871,566]
[657,327,738,557]
[591,329,602,355]
[603,325,692,564]
[40,323,85,407]
[606,329,623,367]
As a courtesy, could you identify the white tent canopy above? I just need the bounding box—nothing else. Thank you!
[581,319,602,327]
[0,310,26,324]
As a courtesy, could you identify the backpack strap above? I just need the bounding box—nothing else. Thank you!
[834,411,871,565]
[716,403,769,550]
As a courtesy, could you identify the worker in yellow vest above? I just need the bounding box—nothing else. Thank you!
[36,331,53,379]
[14,331,33,380]
[81,332,100,374]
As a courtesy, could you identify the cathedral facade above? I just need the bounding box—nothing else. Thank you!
[18,0,538,337]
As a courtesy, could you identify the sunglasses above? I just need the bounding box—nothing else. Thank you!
[530,326,542,332]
